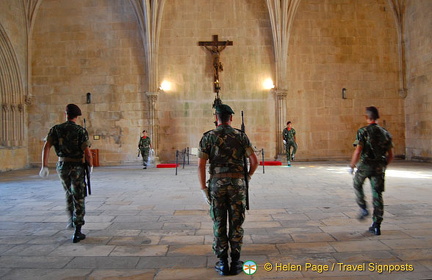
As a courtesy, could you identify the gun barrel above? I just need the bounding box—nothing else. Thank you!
[241,111,250,210]
[85,163,91,195]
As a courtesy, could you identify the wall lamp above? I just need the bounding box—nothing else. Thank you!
[342,88,347,99]
[159,81,171,92]
[263,78,275,90]
[86,92,92,104]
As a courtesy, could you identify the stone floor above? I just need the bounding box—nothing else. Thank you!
[0,160,431,280]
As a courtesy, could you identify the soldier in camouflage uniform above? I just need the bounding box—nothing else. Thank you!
[282,121,297,166]
[198,104,258,276]
[349,106,393,235]
[40,104,93,243]
[138,130,152,169]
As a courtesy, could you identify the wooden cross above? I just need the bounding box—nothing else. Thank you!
[198,35,233,93]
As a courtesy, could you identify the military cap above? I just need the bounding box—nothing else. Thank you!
[365,106,379,120]
[215,104,235,115]
[65,104,82,117]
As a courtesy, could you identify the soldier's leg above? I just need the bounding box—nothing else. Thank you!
[209,179,229,259]
[227,179,246,256]
[371,172,385,225]
[57,163,74,226]
[286,144,292,165]
[69,165,86,227]
[70,165,87,243]
[291,142,298,160]
[353,169,369,219]
[227,178,246,275]
[209,178,230,275]
[143,150,149,166]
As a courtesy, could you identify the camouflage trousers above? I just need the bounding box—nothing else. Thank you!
[140,149,149,166]
[208,177,246,259]
[285,141,297,161]
[56,162,86,226]
[353,165,386,224]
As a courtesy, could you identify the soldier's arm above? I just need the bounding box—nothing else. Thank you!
[350,145,363,168]
[41,141,52,167]
[386,148,394,166]
[84,147,93,167]
[198,157,207,190]
[248,152,259,178]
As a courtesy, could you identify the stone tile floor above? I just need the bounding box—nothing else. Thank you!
[0,160,431,279]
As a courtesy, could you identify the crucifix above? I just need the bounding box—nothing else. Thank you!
[198,35,233,96]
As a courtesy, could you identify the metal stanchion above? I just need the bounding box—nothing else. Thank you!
[175,150,179,175]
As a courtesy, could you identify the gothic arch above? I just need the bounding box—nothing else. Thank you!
[0,24,25,147]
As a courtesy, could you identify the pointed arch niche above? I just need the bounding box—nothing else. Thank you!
[0,24,25,148]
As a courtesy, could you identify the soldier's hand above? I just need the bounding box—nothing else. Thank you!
[90,166,93,174]
[39,167,49,178]
[283,140,286,145]
[347,165,354,175]
[201,188,210,205]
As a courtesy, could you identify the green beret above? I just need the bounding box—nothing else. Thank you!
[215,104,235,115]
[66,104,82,117]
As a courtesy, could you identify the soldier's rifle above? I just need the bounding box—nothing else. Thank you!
[83,119,91,196]
[84,161,92,196]
[241,111,250,210]
[137,131,141,157]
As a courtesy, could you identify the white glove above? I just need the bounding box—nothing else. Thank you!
[347,165,354,175]
[39,167,49,178]
[201,188,210,205]
[283,140,286,145]
[90,166,93,174]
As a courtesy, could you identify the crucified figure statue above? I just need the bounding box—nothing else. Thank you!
[204,43,228,82]
[198,35,233,93]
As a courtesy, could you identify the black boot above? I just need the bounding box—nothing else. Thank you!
[230,260,244,275]
[215,258,230,276]
[368,222,381,235]
[72,225,86,243]
[357,208,369,220]
[230,252,243,275]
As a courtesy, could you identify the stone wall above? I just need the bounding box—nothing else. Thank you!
[404,1,432,162]
[287,0,405,160]
[28,0,147,166]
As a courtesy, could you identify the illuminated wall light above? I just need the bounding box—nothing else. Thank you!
[263,79,275,90]
[160,81,171,91]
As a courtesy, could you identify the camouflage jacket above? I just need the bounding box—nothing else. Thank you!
[353,123,393,166]
[138,137,151,151]
[282,127,296,142]
[198,124,254,175]
[46,121,91,159]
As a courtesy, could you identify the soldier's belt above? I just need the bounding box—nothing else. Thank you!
[58,157,83,163]
[211,173,244,179]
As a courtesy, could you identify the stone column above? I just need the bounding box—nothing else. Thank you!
[145,91,159,160]
[1,104,9,146]
[272,89,288,159]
